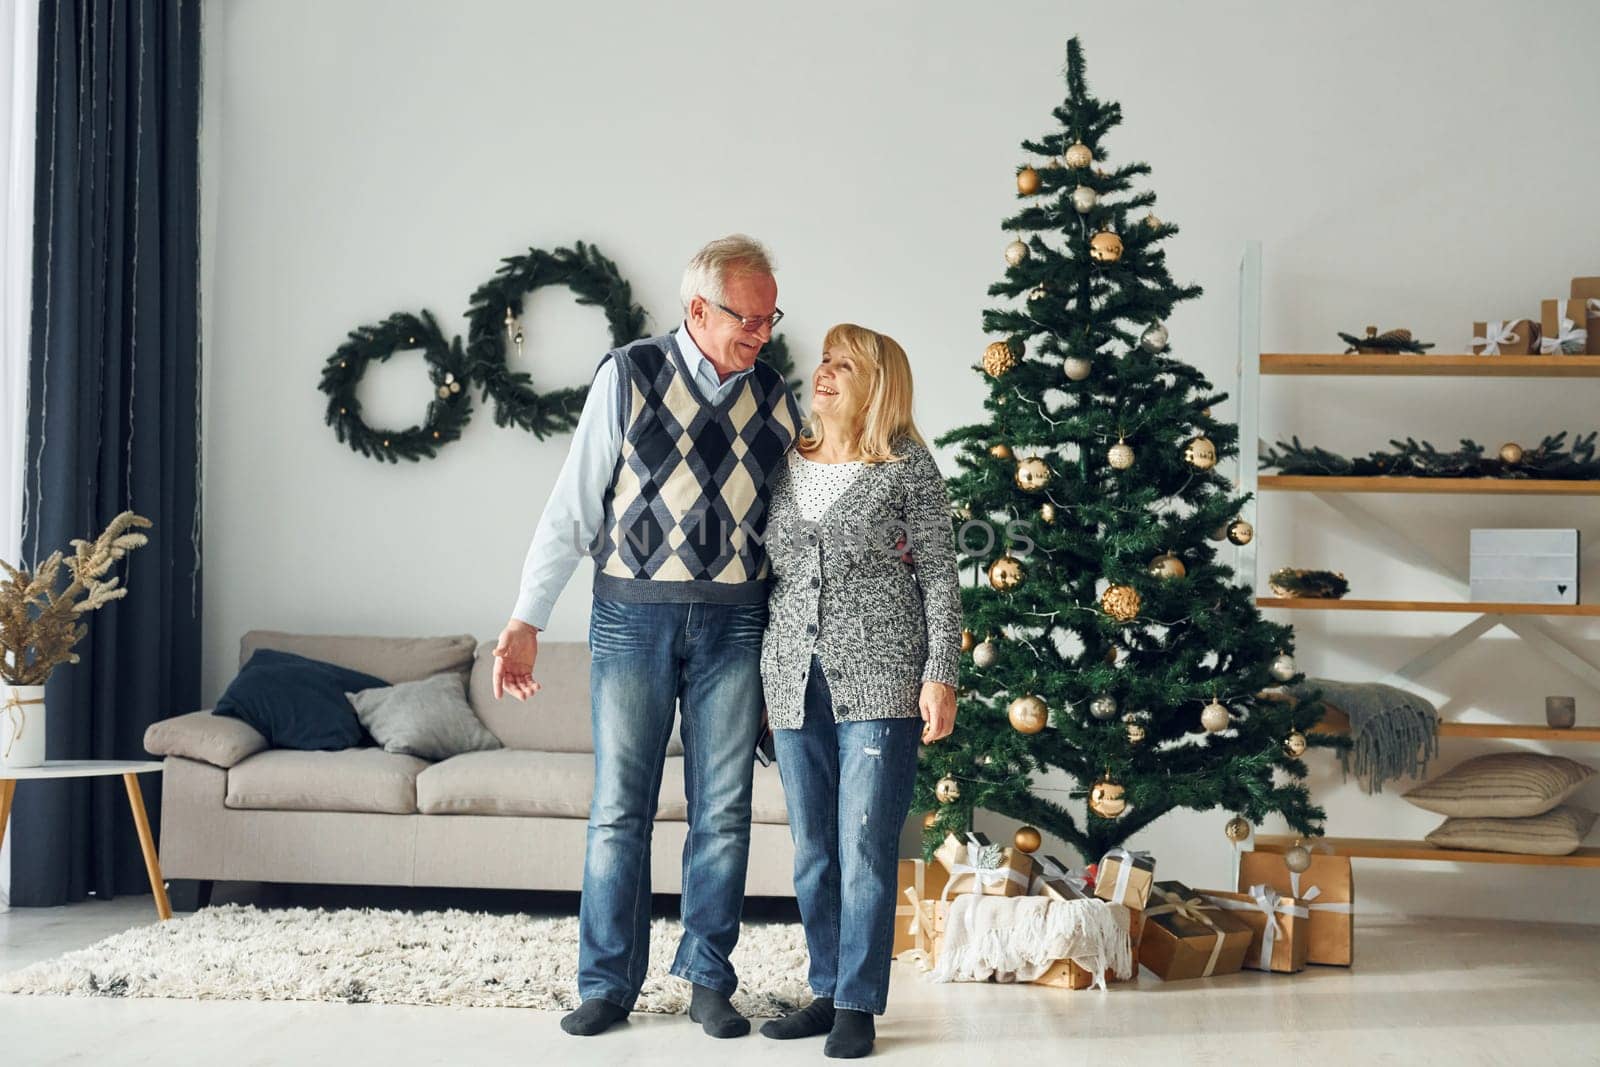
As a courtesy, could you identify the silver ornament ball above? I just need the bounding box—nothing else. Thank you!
[1004,239,1029,266]
[1283,843,1313,874]
[1063,356,1092,381]
[1270,653,1297,682]
[973,640,999,669]
[1107,440,1135,470]
[1090,694,1119,720]
[1139,321,1169,353]
[1201,700,1231,733]
[1071,185,1098,214]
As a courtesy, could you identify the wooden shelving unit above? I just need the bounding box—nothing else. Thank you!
[1312,707,1600,744]
[1261,353,1600,378]
[1254,834,1600,868]
[1256,598,1600,617]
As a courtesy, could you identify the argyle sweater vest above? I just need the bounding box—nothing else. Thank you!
[592,333,800,605]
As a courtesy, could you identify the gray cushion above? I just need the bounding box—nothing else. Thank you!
[144,710,269,769]
[346,672,502,762]
[239,630,476,684]
[467,640,683,756]
[1403,752,1595,818]
[1426,805,1597,856]
[226,748,429,814]
[415,749,789,823]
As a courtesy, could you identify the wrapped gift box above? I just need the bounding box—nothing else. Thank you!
[1471,319,1538,355]
[1540,297,1591,355]
[935,831,1034,898]
[1573,277,1600,354]
[1093,847,1156,909]
[1030,901,1141,989]
[894,858,950,959]
[1031,854,1093,902]
[1198,886,1309,973]
[1138,881,1254,981]
[1238,850,1354,966]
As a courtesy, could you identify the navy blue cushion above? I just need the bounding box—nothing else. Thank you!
[214,648,385,750]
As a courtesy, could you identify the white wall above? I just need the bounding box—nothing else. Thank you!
[201,0,1600,922]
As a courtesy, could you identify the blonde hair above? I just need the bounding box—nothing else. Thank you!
[679,234,775,311]
[798,323,926,464]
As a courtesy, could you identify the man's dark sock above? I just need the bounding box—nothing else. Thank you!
[824,1008,875,1058]
[560,999,629,1036]
[688,983,750,1038]
[759,996,836,1039]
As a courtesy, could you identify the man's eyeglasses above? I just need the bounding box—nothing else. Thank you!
[711,301,784,333]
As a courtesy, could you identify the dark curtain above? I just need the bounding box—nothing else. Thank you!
[15,0,202,906]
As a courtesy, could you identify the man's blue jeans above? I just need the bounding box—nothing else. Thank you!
[578,596,767,1010]
[772,657,921,1015]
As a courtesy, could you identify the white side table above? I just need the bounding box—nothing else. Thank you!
[0,760,171,920]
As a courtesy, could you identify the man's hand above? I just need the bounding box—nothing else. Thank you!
[493,618,541,701]
[919,681,956,743]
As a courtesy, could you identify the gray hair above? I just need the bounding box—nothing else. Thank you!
[680,234,776,311]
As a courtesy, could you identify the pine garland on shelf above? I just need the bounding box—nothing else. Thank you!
[1261,431,1600,480]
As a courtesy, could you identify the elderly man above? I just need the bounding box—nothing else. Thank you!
[493,235,801,1039]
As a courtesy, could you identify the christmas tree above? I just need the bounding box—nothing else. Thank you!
[920,37,1333,864]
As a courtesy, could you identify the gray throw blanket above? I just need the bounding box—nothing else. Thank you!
[1292,679,1439,794]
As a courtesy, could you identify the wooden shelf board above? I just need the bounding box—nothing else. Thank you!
[1260,475,1600,496]
[1254,834,1600,867]
[1256,598,1600,617]
[1261,353,1600,378]
[1309,709,1600,742]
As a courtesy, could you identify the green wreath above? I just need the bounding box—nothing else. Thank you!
[465,242,649,438]
[318,310,472,463]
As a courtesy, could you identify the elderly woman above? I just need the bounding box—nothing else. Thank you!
[758,323,961,1059]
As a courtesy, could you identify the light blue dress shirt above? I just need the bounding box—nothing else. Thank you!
[511,325,759,630]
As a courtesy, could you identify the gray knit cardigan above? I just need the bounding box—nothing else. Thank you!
[760,437,963,729]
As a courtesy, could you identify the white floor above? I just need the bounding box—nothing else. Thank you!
[3,893,1599,1066]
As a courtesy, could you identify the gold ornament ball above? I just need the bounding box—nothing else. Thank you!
[1089,778,1127,819]
[1039,502,1057,524]
[1227,519,1255,546]
[1224,816,1252,843]
[1004,239,1030,266]
[1071,185,1097,214]
[1100,584,1141,622]
[1499,442,1524,465]
[438,386,452,399]
[1014,826,1042,853]
[1148,553,1187,580]
[1125,720,1147,744]
[1008,694,1049,734]
[1270,653,1297,682]
[1063,356,1092,381]
[1185,436,1218,470]
[988,555,1025,592]
[922,811,939,830]
[1284,842,1313,874]
[1014,457,1053,493]
[1016,166,1041,195]
[935,777,962,803]
[973,639,999,669]
[1064,141,1093,168]
[983,340,1018,377]
[1089,231,1124,263]
[960,629,976,654]
[1201,699,1231,733]
[1104,645,1121,666]
[1107,440,1135,470]
[1284,730,1308,758]
[989,442,1014,461]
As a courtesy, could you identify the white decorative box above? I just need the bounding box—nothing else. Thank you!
[1469,529,1579,605]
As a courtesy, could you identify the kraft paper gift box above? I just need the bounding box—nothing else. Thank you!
[1471,319,1539,355]
[934,831,1034,898]
[1138,881,1253,981]
[1237,849,1354,966]
[894,859,950,959]
[1031,854,1093,902]
[1540,298,1590,355]
[1199,886,1310,974]
[1572,277,1600,354]
[1093,847,1156,909]
[1031,901,1140,989]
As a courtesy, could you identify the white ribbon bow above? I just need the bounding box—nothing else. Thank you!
[1540,310,1589,355]
[1145,888,1229,977]
[1100,847,1153,906]
[1031,855,1091,899]
[942,832,1030,900]
[1208,884,1310,969]
[1471,321,1520,355]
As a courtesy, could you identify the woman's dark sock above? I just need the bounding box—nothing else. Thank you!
[688,983,750,1038]
[759,996,836,1039]
[560,998,629,1036]
[824,1008,875,1058]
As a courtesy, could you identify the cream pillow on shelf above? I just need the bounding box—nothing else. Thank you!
[1403,752,1594,818]
[1425,805,1597,856]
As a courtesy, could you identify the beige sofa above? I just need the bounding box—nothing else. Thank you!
[145,630,798,908]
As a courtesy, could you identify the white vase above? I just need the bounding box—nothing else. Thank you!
[2,684,47,768]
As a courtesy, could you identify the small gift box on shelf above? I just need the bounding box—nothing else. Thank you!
[1093,847,1156,909]
[1572,277,1600,353]
[1031,854,1093,902]
[1238,849,1354,966]
[1031,901,1139,989]
[894,859,950,959]
[1540,298,1590,355]
[1470,319,1539,355]
[935,831,1034,898]
[1198,885,1310,974]
[1139,881,1253,981]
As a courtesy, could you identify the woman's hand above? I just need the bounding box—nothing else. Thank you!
[919,681,957,743]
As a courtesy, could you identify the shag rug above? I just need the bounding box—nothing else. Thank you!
[0,904,812,1015]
